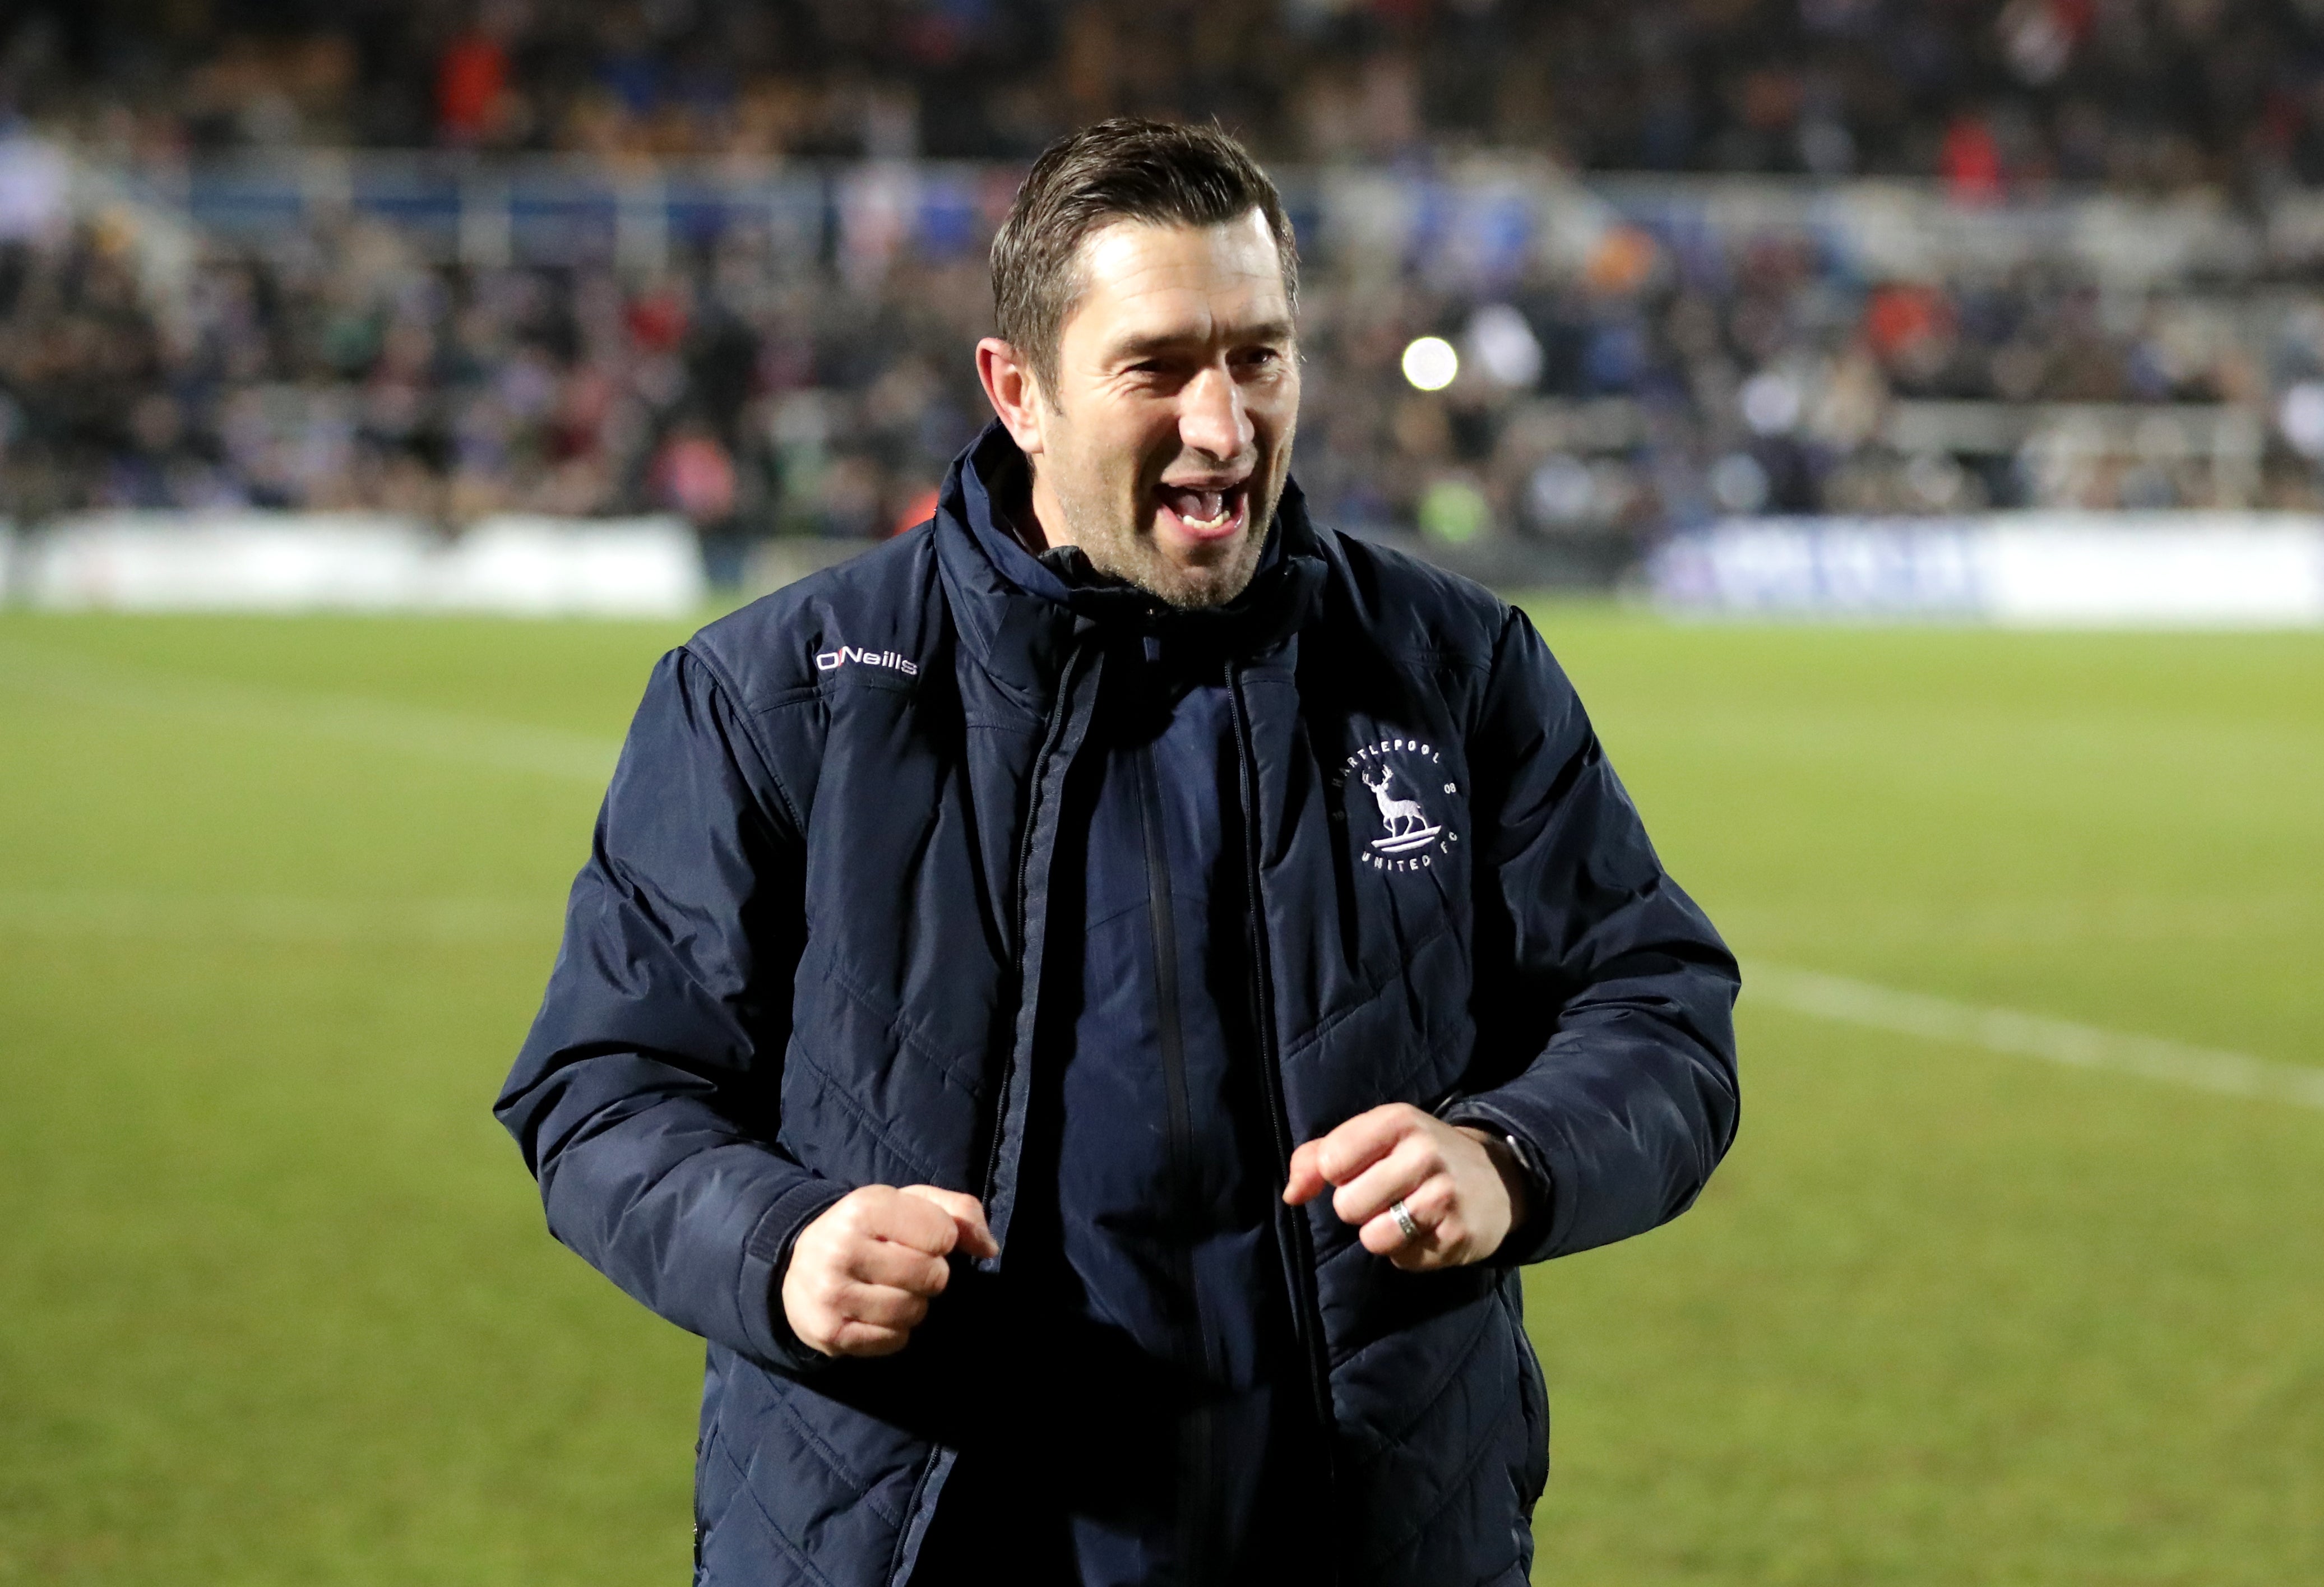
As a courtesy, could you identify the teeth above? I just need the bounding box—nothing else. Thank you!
[1173,488,1232,528]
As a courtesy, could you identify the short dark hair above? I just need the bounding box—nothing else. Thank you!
[990,118,1299,395]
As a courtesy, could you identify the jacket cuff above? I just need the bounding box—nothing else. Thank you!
[737,1175,852,1373]
[1439,1100,1558,1266]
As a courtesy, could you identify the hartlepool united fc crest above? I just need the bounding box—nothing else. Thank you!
[1332,738,1461,871]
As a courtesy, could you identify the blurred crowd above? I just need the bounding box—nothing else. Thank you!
[10,191,2324,562]
[11,0,2324,197]
[10,0,2324,567]
[0,219,994,577]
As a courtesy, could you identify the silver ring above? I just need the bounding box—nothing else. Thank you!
[1389,1197,1419,1241]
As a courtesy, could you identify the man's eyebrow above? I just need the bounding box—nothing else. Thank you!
[1107,319,1298,360]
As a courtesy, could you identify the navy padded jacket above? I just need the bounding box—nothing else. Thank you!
[497,424,1742,1586]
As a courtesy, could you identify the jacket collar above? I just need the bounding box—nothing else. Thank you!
[934,420,1326,690]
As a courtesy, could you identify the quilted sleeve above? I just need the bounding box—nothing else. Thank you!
[1444,605,1741,1264]
[494,645,847,1372]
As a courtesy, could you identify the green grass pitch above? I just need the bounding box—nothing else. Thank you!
[1,605,2317,1584]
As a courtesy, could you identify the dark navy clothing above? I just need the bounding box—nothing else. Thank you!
[496,421,1742,1587]
[921,489,1313,1583]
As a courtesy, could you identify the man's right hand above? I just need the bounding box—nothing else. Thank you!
[780,1185,997,1359]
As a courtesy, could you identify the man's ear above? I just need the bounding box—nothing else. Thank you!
[976,337,1048,457]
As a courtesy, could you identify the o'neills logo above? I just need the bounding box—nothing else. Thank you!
[1331,738,1461,872]
[815,645,919,677]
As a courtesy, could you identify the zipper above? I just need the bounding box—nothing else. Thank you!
[1225,661,1340,1474]
[1134,734,1208,1357]
[1132,720,1217,1579]
[979,637,1091,1224]
[1132,738,1201,1311]
[1129,734,1199,1264]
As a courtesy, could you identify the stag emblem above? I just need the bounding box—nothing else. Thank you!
[1362,766,1426,836]
[1360,765,1442,854]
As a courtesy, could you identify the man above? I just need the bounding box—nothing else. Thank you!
[498,119,1739,1586]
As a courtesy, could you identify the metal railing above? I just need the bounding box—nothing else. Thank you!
[61,149,2323,286]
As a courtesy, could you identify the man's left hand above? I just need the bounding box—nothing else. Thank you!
[1284,1105,1529,1271]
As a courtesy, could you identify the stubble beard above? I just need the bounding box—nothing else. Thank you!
[1039,435,1289,612]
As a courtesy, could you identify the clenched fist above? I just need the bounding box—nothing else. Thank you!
[1284,1105,1530,1271]
[780,1185,998,1358]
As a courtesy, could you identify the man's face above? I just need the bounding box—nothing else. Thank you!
[1019,211,1300,608]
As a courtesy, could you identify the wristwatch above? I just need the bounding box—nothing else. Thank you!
[1446,1114,1552,1238]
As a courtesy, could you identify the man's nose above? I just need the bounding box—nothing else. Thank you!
[1177,364,1253,462]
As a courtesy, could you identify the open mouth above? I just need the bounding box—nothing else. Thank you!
[1155,480,1250,542]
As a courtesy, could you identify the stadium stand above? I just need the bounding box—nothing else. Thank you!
[6,0,2323,191]
[6,3,2324,590]
[8,151,2324,573]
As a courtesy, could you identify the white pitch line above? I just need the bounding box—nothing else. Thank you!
[0,892,562,943]
[1750,963,2324,1111]
[0,645,621,784]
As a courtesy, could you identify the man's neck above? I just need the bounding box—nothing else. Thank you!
[1007,461,1074,560]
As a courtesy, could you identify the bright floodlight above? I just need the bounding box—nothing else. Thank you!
[2280,381,2324,459]
[1401,336,1459,392]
